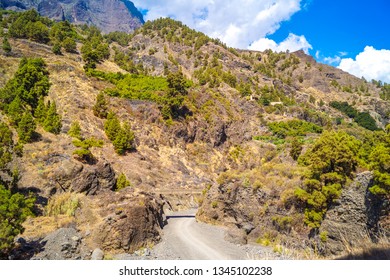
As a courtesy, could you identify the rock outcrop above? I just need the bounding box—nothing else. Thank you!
[52,159,117,195]
[89,190,165,253]
[319,172,390,256]
[1,0,144,33]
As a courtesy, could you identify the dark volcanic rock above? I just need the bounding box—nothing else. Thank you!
[31,228,89,260]
[320,172,390,256]
[2,0,144,33]
[91,190,164,253]
[52,159,116,195]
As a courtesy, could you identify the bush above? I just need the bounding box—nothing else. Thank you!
[62,37,77,53]
[268,120,323,139]
[116,173,130,191]
[68,121,82,140]
[93,92,108,119]
[2,36,11,54]
[72,138,103,163]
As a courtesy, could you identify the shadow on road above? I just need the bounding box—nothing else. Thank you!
[166,215,196,219]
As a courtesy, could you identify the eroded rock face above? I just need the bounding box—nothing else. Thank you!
[90,190,165,253]
[52,159,116,195]
[319,172,390,256]
[2,0,144,33]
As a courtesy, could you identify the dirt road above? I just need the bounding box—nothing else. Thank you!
[151,210,251,260]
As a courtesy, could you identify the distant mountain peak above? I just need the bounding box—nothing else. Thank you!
[1,0,144,33]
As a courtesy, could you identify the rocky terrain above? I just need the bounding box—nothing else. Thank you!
[0,9,389,260]
[0,0,144,33]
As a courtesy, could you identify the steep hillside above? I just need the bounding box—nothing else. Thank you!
[0,11,389,259]
[0,0,144,33]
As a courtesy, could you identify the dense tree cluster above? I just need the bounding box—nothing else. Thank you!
[330,101,379,131]
[0,57,61,142]
[296,131,360,228]
[81,26,109,70]
[7,9,50,43]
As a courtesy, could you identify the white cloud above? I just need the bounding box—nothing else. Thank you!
[248,33,312,53]
[338,51,348,57]
[323,56,341,64]
[131,0,303,49]
[338,46,390,83]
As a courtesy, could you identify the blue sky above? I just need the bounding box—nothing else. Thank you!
[131,0,390,83]
[269,0,390,63]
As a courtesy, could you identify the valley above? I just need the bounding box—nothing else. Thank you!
[0,6,389,260]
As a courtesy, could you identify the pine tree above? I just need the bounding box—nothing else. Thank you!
[113,122,135,155]
[17,112,36,143]
[62,37,77,53]
[0,184,35,257]
[43,101,62,134]
[93,92,108,118]
[104,112,121,141]
[7,96,24,125]
[2,37,11,54]
[34,96,47,123]
[0,122,13,170]
[68,121,82,140]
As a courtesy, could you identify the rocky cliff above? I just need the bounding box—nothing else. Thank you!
[0,0,144,33]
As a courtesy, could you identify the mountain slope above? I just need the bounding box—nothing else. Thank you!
[0,0,144,33]
[0,12,389,259]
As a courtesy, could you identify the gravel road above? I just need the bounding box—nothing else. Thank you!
[117,209,281,260]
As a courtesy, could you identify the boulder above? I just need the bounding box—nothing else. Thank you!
[91,190,165,253]
[52,160,116,195]
[91,248,104,260]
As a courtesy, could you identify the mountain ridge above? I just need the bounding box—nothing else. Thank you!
[0,0,144,33]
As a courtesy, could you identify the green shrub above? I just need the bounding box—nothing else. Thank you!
[93,92,108,119]
[68,121,82,140]
[72,138,103,162]
[116,173,130,191]
[290,137,303,160]
[268,120,323,139]
[2,36,11,54]
[0,184,35,256]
